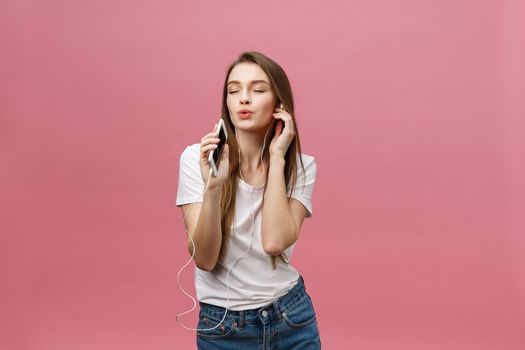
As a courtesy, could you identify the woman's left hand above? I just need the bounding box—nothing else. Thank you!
[269,106,295,158]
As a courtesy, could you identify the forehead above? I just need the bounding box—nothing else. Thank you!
[227,62,270,85]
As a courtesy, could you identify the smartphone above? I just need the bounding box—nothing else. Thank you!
[208,118,228,177]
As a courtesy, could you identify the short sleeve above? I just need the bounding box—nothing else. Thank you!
[287,154,317,218]
[176,144,205,207]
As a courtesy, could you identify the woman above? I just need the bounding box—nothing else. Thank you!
[176,51,320,349]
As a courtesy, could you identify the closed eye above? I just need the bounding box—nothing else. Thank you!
[228,90,266,94]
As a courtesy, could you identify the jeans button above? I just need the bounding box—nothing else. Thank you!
[261,310,268,317]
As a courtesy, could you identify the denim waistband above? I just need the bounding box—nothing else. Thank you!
[198,276,307,328]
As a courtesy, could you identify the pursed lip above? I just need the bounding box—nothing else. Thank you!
[238,109,253,115]
[238,110,253,119]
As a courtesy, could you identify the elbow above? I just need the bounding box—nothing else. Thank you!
[194,252,218,271]
[196,260,217,272]
[263,242,285,256]
[262,226,298,256]
[189,246,218,271]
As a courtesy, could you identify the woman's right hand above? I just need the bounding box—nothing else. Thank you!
[200,123,229,189]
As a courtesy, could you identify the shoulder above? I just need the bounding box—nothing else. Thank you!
[180,143,200,160]
[183,143,200,155]
[298,152,315,165]
[179,143,201,170]
[297,152,317,174]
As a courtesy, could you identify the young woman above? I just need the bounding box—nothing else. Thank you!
[176,51,320,349]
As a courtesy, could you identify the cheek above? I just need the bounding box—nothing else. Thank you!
[258,95,276,109]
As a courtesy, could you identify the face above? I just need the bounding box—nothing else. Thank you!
[226,62,278,132]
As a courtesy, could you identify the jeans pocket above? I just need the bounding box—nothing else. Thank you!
[196,315,237,339]
[282,294,317,329]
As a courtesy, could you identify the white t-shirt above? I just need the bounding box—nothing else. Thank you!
[176,143,317,310]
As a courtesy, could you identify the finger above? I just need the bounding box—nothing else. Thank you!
[274,119,283,135]
[202,144,218,152]
[201,138,221,147]
[200,144,218,158]
[279,116,293,134]
[273,114,290,130]
[202,132,219,142]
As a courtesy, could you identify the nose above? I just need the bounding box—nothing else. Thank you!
[240,89,251,104]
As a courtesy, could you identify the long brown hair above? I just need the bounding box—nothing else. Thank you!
[218,51,306,269]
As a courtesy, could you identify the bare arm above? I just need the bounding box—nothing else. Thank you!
[180,123,230,271]
[181,185,223,271]
[261,155,307,256]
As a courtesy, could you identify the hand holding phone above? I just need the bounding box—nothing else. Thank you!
[200,119,229,186]
[200,119,229,188]
[208,118,228,177]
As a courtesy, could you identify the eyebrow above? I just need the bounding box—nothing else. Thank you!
[227,80,270,86]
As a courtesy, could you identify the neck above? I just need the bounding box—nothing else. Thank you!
[235,129,270,172]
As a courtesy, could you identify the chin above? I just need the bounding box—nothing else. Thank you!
[235,121,268,132]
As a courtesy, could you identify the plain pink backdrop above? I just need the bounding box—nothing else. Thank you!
[1,0,524,349]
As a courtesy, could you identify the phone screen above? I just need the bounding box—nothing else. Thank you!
[213,123,227,167]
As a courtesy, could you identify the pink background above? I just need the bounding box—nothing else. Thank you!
[2,0,524,349]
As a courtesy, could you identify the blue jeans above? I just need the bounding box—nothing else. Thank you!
[196,276,321,349]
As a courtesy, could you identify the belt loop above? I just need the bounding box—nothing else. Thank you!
[239,310,245,329]
[272,300,283,320]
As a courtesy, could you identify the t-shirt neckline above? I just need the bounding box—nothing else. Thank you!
[238,177,265,191]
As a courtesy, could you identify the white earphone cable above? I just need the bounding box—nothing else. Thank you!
[175,121,273,332]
